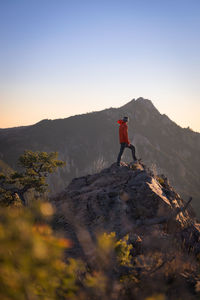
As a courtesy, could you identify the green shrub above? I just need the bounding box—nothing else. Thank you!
[0,204,82,300]
[0,151,65,206]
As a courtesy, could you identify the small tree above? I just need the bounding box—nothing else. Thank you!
[0,150,65,206]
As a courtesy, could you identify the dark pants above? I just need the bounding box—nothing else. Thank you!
[117,143,137,165]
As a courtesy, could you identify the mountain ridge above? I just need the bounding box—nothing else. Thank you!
[1,97,198,133]
[0,97,200,216]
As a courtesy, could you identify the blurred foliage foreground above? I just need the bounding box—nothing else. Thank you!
[1,202,200,300]
[1,151,200,299]
[0,203,81,300]
[0,203,141,300]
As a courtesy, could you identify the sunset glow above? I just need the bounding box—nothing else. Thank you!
[1,0,200,131]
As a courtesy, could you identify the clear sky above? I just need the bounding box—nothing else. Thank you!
[0,0,200,131]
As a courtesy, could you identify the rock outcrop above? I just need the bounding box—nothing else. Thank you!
[52,161,200,299]
[54,161,198,255]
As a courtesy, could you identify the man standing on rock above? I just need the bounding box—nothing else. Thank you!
[117,116,137,166]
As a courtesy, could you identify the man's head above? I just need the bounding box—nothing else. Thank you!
[123,116,129,123]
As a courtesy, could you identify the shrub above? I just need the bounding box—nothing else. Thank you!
[0,204,82,300]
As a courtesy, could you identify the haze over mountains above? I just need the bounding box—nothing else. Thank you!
[0,97,200,215]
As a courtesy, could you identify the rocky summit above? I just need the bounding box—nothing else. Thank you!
[53,161,200,299]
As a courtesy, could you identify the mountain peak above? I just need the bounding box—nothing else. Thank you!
[136,96,154,106]
[120,97,158,113]
[135,97,160,113]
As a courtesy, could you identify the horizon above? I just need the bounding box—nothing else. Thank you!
[1,0,200,131]
[1,97,199,133]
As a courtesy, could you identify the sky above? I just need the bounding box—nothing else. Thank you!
[0,0,200,131]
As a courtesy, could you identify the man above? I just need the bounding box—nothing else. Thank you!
[117,116,137,166]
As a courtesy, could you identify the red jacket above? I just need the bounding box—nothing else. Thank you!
[117,120,130,144]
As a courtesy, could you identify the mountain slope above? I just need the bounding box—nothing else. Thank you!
[0,97,200,215]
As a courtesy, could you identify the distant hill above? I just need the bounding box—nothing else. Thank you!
[0,97,200,215]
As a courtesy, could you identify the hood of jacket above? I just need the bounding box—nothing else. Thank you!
[117,120,127,125]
